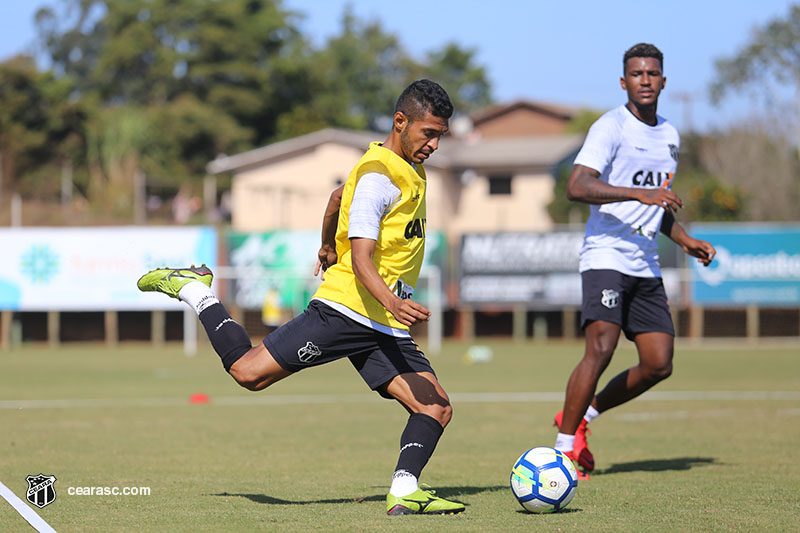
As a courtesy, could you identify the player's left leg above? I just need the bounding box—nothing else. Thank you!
[554,268,630,475]
[137,265,293,389]
[594,276,675,412]
[383,372,464,515]
[594,331,673,412]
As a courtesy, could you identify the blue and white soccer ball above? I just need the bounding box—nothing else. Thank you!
[510,446,578,513]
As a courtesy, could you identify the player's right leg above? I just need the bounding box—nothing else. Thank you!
[554,409,594,473]
[556,320,620,478]
[137,265,291,390]
[560,320,620,433]
[383,372,464,515]
[554,270,628,476]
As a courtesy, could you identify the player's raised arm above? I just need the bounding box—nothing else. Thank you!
[567,164,682,210]
[315,184,344,278]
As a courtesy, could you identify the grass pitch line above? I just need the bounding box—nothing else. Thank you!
[0,480,57,533]
[616,407,800,422]
[0,390,798,410]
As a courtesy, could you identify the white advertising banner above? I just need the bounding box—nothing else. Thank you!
[459,232,585,306]
[458,231,684,307]
[0,227,217,311]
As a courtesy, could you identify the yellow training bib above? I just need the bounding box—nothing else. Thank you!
[313,142,427,331]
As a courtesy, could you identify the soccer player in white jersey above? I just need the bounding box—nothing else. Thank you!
[552,43,716,479]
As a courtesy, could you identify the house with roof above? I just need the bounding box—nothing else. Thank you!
[206,100,585,242]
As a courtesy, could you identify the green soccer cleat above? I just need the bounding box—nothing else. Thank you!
[386,485,465,515]
[136,264,213,299]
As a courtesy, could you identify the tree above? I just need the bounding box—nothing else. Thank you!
[699,126,799,221]
[708,5,800,221]
[421,43,492,115]
[710,5,800,113]
[546,109,595,225]
[564,109,602,135]
[25,0,496,222]
[546,161,584,226]
[85,106,151,217]
[31,0,310,218]
[35,0,307,149]
[276,10,408,136]
[273,8,494,139]
[0,55,85,200]
[663,133,741,222]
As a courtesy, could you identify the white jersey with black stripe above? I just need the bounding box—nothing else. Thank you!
[574,104,680,277]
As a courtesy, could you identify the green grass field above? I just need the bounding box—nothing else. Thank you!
[1,339,799,532]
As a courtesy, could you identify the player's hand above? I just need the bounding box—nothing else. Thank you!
[637,188,683,211]
[387,298,431,327]
[315,244,337,279]
[682,238,716,267]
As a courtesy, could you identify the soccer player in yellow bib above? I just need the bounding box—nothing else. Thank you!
[138,80,464,515]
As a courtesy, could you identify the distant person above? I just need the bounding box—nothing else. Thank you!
[138,80,464,515]
[261,287,283,332]
[553,43,716,479]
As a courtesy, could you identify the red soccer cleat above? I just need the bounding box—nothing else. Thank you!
[563,450,590,480]
[554,410,595,472]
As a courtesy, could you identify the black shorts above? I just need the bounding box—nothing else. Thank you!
[581,269,674,340]
[262,300,435,398]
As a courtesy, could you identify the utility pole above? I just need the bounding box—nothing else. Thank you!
[134,169,146,225]
[61,160,73,218]
[670,91,696,133]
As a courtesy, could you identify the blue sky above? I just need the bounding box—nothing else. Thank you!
[1,0,794,133]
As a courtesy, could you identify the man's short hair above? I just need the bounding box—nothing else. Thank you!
[395,79,454,122]
[623,43,663,73]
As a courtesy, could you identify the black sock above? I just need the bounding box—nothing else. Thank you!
[198,303,252,372]
[394,413,444,479]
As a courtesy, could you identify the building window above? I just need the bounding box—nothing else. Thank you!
[488,175,512,195]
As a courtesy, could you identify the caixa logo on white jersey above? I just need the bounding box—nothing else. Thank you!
[601,289,619,309]
[631,170,673,187]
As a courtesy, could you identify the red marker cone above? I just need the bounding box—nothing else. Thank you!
[189,393,210,404]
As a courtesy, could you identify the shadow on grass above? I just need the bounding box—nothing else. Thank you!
[213,485,507,506]
[515,507,581,515]
[597,456,717,475]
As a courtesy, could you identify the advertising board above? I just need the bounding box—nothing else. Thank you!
[459,232,584,306]
[0,227,217,311]
[690,224,800,306]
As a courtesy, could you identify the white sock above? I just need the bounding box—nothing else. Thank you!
[389,470,418,497]
[178,281,219,315]
[584,405,600,424]
[554,433,575,452]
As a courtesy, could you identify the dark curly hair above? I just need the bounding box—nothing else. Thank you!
[395,79,454,122]
[623,43,663,73]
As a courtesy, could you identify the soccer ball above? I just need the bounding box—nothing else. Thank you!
[510,447,578,513]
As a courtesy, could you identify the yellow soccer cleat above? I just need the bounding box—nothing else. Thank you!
[136,264,213,299]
